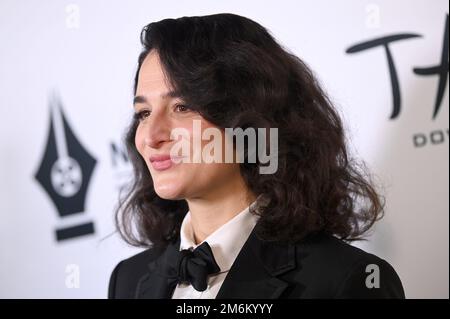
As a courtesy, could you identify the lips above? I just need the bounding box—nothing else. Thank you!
[149,155,172,162]
[149,155,184,171]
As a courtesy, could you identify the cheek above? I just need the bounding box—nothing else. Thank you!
[134,125,144,155]
[191,162,238,187]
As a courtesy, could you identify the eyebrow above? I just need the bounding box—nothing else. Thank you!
[133,90,181,105]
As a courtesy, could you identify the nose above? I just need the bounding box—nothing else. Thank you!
[142,112,172,149]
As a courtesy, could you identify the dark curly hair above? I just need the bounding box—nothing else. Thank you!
[115,13,384,249]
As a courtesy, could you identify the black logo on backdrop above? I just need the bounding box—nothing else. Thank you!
[413,15,449,120]
[346,15,448,121]
[346,15,448,148]
[34,94,97,241]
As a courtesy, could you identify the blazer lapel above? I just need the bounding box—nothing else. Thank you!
[135,239,181,299]
[216,229,297,299]
[135,268,173,299]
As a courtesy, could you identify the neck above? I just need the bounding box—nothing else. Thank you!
[186,177,256,244]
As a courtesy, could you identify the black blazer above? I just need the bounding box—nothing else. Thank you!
[108,230,405,299]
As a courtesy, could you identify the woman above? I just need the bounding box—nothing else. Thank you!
[108,13,405,299]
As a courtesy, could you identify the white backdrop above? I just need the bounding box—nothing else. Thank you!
[0,0,448,298]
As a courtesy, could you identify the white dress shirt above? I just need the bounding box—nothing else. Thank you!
[171,199,260,299]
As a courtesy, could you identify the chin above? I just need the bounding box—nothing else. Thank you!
[154,185,185,200]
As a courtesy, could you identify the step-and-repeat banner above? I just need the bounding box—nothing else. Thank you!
[0,0,448,298]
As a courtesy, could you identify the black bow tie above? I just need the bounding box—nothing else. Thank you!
[154,241,221,292]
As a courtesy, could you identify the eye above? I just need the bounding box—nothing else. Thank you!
[134,110,151,121]
[174,104,190,113]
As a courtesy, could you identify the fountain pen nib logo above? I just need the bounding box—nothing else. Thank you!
[35,93,96,242]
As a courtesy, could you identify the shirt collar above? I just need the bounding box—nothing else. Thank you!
[179,198,261,273]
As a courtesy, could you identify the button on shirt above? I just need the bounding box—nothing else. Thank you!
[171,200,260,299]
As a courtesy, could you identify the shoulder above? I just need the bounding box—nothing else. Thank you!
[108,246,163,299]
[289,234,405,298]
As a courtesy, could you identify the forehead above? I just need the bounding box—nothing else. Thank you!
[136,51,171,95]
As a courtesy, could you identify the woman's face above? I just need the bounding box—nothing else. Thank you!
[134,51,242,200]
